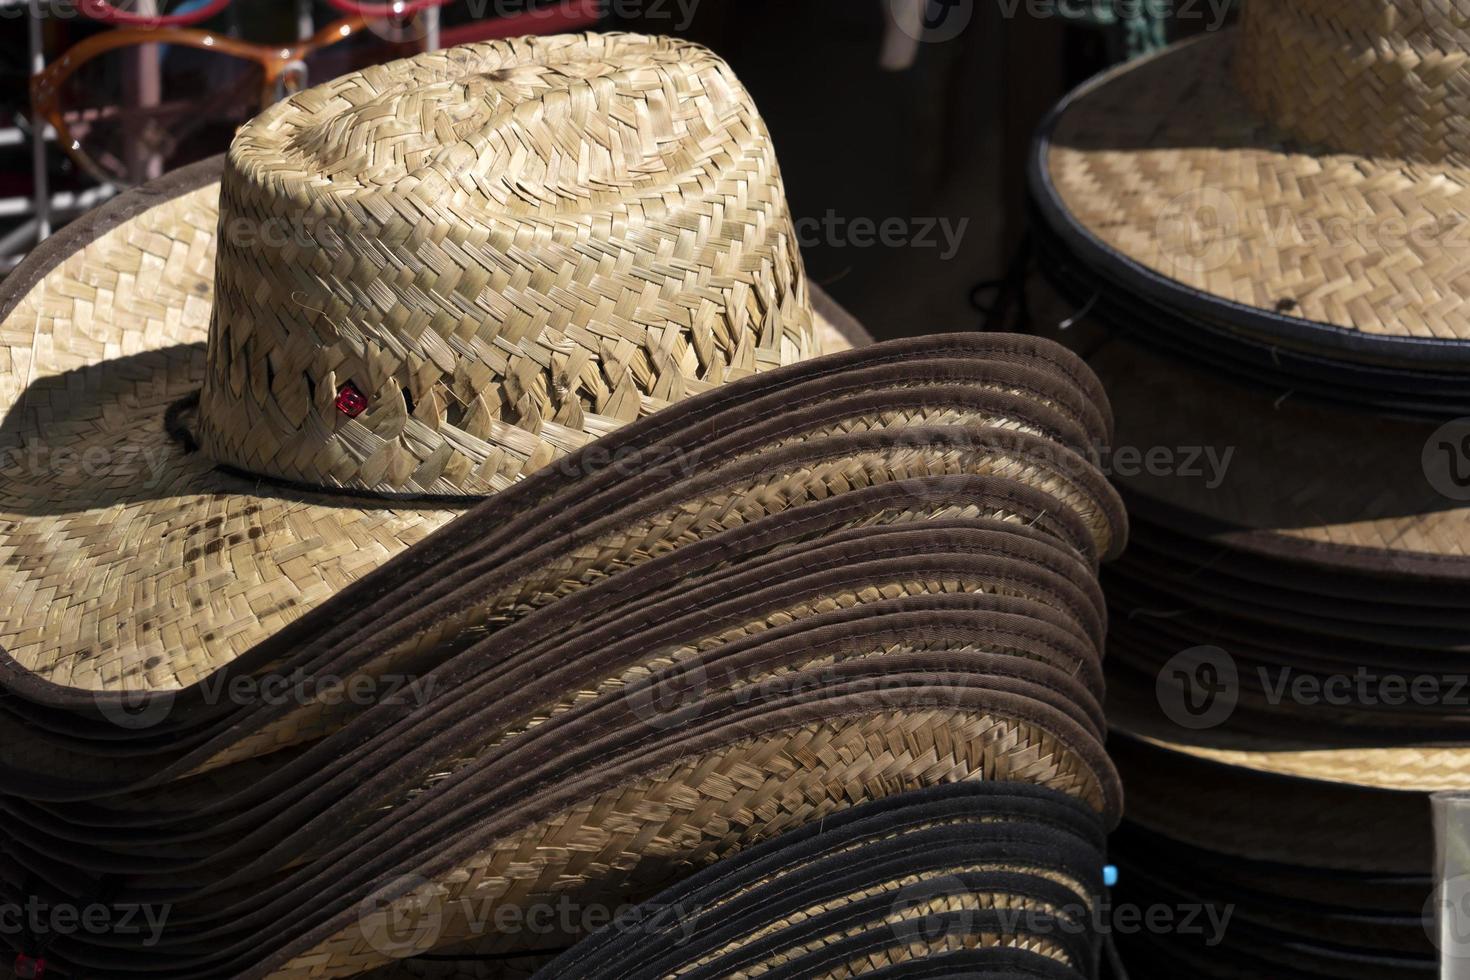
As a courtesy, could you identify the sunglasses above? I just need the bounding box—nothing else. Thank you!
[75,0,577,27]
[78,0,235,27]
[75,0,440,27]
[32,17,423,187]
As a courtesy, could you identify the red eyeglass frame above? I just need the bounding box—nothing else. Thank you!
[78,0,234,27]
[78,0,603,29]
[37,0,605,185]
[31,17,377,185]
[79,0,442,26]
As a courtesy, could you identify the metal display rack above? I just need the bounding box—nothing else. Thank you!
[1,0,452,276]
[0,0,106,274]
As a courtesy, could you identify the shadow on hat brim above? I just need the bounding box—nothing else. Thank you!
[1034,30,1470,368]
[0,155,867,698]
[1084,338,1470,581]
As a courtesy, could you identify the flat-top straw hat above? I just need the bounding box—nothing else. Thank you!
[1033,0,1470,381]
[0,32,855,696]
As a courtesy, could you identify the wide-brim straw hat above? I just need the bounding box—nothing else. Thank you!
[0,330,1127,976]
[1031,1,1470,393]
[0,32,865,699]
[0,331,1124,772]
[1094,338,1469,582]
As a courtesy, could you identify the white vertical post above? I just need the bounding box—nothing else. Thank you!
[1435,792,1470,978]
[129,0,164,183]
[27,0,49,241]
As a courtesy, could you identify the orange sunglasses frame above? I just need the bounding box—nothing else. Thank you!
[31,16,376,184]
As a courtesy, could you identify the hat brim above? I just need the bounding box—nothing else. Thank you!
[0,156,868,695]
[1108,674,1470,794]
[1034,31,1470,366]
[1087,338,1470,581]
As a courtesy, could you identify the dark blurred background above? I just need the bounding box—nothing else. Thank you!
[2,0,1233,337]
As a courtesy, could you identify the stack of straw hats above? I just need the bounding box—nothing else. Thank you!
[0,34,1127,978]
[533,783,1110,980]
[1029,1,1470,976]
[1093,342,1456,978]
[1030,0,1470,417]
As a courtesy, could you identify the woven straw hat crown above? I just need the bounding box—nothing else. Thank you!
[1235,0,1470,165]
[196,32,818,495]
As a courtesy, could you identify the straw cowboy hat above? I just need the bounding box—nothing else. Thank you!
[0,32,863,698]
[1031,0,1470,398]
[0,33,1146,978]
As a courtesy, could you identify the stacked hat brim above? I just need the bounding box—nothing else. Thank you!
[1097,337,1470,752]
[0,171,1129,978]
[1077,334,1461,976]
[1029,20,1470,417]
[527,783,1109,980]
[1105,736,1434,980]
[1024,5,1470,965]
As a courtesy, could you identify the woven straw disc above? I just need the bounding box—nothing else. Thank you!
[0,41,853,697]
[1042,2,1470,348]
